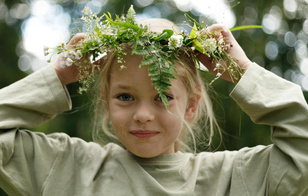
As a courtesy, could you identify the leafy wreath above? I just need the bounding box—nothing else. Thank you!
[45,5,261,110]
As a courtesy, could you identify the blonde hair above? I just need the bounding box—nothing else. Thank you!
[92,18,221,153]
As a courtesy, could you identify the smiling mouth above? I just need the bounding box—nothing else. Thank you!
[130,131,160,139]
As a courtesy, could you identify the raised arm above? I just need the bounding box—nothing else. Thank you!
[0,64,72,129]
[0,33,108,195]
[231,63,308,195]
[0,33,107,129]
[198,24,308,195]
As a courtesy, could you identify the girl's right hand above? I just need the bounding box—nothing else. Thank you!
[53,33,105,86]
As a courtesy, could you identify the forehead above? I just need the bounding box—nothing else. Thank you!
[109,54,187,94]
[110,54,148,82]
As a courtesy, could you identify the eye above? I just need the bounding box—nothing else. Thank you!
[117,93,134,102]
[155,94,174,102]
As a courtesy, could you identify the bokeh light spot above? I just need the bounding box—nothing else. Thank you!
[300,58,308,75]
[134,0,154,7]
[284,31,297,47]
[265,41,279,60]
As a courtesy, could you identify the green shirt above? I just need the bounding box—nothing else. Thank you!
[0,63,307,195]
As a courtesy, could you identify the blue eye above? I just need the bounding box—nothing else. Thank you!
[117,94,134,101]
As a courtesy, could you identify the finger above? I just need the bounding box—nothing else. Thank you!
[68,33,86,45]
[197,53,214,70]
[67,33,86,49]
[204,24,234,44]
[206,24,229,34]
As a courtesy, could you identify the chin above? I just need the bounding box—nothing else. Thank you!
[126,143,175,158]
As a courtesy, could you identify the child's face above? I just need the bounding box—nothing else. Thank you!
[107,54,194,158]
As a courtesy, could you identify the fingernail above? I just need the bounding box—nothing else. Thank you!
[223,26,229,32]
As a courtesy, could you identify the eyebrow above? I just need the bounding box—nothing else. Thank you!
[112,84,134,90]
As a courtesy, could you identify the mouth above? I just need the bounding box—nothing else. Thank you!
[130,130,160,139]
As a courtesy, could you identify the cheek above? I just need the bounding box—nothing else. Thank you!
[162,111,185,135]
[108,104,131,132]
[164,102,187,134]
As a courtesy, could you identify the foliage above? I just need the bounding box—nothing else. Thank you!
[45,5,261,110]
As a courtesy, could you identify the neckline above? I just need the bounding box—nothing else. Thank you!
[130,151,191,165]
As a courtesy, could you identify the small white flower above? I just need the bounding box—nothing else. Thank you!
[224,43,232,51]
[168,34,184,49]
[191,46,195,51]
[75,50,83,60]
[218,46,223,53]
[60,42,66,49]
[119,65,127,70]
[62,51,69,58]
[216,72,222,77]
[201,38,217,54]
[82,7,92,15]
[43,46,49,56]
[69,51,76,59]
[218,38,224,45]
[66,58,74,66]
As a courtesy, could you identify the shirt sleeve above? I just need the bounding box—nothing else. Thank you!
[0,65,72,195]
[0,65,72,129]
[230,63,308,195]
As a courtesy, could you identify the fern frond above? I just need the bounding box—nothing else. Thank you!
[140,55,157,67]
[133,48,150,55]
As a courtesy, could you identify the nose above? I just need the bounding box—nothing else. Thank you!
[133,102,155,123]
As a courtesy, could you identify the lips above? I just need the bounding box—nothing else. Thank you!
[130,130,160,139]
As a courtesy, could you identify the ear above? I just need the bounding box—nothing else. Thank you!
[184,93,201,121]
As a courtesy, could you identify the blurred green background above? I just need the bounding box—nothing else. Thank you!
[0,0,307,195]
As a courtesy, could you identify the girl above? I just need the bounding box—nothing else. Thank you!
[0,14,308,196]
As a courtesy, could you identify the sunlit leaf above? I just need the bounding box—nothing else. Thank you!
[230,25,262,31]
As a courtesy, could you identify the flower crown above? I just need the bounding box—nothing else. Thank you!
[45,5,261,110]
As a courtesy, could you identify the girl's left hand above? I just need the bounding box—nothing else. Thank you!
[197,24,252,83]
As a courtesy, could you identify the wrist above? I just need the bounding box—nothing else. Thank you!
[240,59,252,74]
[53,60,78,86]
[53,64,68,86]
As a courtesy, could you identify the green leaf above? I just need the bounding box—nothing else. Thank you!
[162,72,176,79]
[159,78,172,86]
[148,62,160,70]
[133,48,150,55]
[159,93,169,111]
[140,55,157,67]
[104,14,140,32]
[157,29,174,40]
[115,15,120,22]
[94,26,101,35]
[192,40,208,56]
[229,25,262,31]
[184,13,202,29]
[190,23,198,39]
[148,69,161,76]
[150,75,161,81]
[104,12,112,22]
